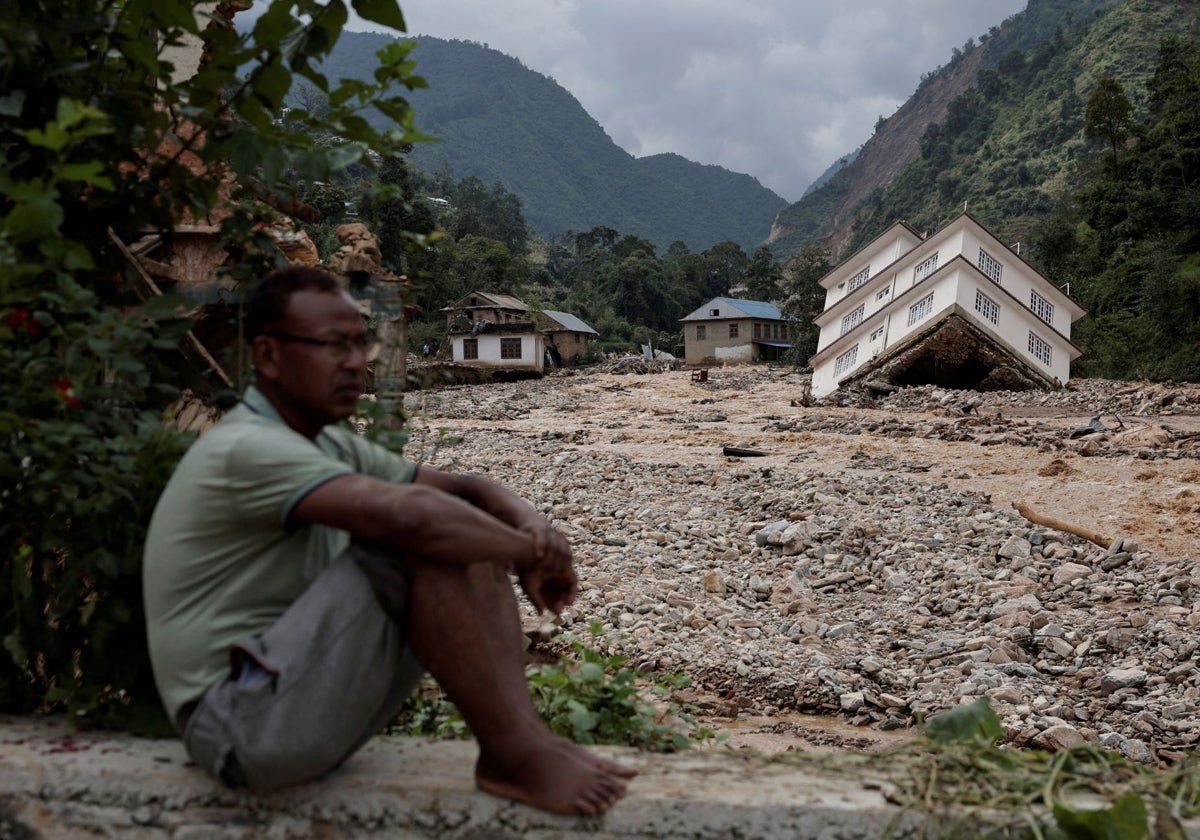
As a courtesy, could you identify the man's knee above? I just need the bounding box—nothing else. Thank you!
[349,541,411,621]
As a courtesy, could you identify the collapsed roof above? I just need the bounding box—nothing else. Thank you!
[840,313,1059,394]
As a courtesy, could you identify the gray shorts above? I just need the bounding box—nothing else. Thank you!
[181,542,425,789]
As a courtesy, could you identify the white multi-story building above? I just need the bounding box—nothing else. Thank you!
[809,213,1086,398]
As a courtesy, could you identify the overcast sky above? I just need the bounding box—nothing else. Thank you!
[349,1,1029,201]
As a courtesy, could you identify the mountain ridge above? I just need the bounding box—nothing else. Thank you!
[767,0,1128,261]
[310,32,787,252]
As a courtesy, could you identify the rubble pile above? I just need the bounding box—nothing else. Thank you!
[413,371,1200,766]
[766,411,1200,461]
[596,354,680,375]
[830,378,1200,418]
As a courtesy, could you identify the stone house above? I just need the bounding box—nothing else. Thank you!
[808,212,1086,399]
[680,297,791,366]
[540,310,598,366]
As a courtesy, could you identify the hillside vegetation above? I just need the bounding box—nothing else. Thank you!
[768,0,1123,259]
[297,0,1200,382]
[774,0,1200,380]
[311,33,786,253]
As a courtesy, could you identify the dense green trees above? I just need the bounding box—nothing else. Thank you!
[2,0,423,726]
[1083,77,1135,177]
[1027,36,1200,380]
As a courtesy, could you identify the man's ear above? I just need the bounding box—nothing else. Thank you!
[251,336,281,381]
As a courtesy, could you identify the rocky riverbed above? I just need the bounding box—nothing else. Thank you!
[400,366,1200,765]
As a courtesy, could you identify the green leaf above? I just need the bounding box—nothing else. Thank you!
[58,162,114,191]
[252,60,292,111]
[119,35,161,76]
[926,697,1004,745]
[351,0,406,31]
[567,706,598,734]
[142,293,193,320]
[3,631,28,668]
[4,188,64,242]
[1052,791,1148,840]
[23,122,71,152]
[577,661,605,683]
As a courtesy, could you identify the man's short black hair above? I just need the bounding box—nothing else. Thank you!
[244,265,344,340]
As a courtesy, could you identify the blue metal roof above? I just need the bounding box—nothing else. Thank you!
[682,297,784,321]
[723,298,783,319]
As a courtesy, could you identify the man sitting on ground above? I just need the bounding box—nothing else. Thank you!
[143,265,635,815]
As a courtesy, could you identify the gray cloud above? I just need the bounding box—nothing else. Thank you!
[351,1,1027,200]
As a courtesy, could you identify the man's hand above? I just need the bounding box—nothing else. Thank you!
[516,521,577,615]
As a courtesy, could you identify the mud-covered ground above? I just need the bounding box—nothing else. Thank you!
[401,366,1200,759]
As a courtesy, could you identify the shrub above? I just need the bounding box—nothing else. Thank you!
[1,0,424,728]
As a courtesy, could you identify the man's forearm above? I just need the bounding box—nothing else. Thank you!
[422,470,544,531]
[294,474,536,568]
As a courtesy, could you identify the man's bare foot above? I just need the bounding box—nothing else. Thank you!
[475,736,635,815]
[582,748,638,778]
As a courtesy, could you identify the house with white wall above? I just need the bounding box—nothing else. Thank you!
[443,291,544,371]
[680,297,791,366]
[442,292,598,371]
[808,213,1085,399]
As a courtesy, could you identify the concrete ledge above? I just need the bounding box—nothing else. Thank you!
[1,716,1196,839]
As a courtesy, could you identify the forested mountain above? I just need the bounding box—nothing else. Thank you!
[772,0,1200,380]
[768,0,1124,259]
[284,0,1199,381]
[310,32,786,252]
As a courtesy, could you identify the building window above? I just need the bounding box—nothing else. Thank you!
[574,333,581,343]
[754,323,762,339]
[462,338,478,360]
[500,337,522,359]
[840,304,865,336]
[834,345,859,377]
[978,248,1003,284]
[729,323,739,338]
[848,266,870,293]
[908,293,934,326]
[696,324,706,340]
[974,290,999,324]
[869,327,884,343]
[914,253,939,282]
[709,308,720,316]
[1029,290,1054,325]
[1028,332,1052,367]
[876,286,890,301]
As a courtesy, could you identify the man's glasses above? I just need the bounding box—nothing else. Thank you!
[265,331,382,361]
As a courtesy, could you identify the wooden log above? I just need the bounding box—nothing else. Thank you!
[1011,500,1113,549]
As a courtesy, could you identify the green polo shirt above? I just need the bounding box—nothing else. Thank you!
[142,386,416,723]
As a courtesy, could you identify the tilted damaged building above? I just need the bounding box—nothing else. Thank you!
[809,212,1086,399]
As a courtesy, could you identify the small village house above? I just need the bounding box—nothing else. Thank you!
[808,212,1085,398]
[443,292,597,371]
[680,297,791,366]
[540,310,599,366]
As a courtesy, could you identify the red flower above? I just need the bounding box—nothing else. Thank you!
[54,377,83,409]
[5,308,41,337]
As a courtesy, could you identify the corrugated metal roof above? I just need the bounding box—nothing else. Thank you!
[443,291,529,311]
[681,297,783,321]
[542,310,598,334]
